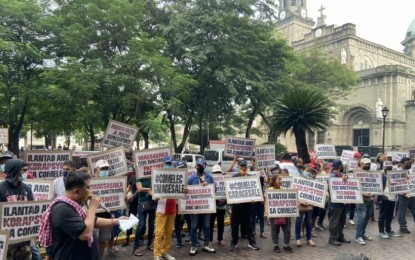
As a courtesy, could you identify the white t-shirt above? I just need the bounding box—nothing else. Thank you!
[53,177,65,198]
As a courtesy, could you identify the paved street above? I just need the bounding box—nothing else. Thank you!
[104,210,415,260]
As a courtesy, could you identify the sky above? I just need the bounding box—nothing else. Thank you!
[305,0,415,53]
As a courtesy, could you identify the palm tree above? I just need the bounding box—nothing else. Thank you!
[271,87,334,163]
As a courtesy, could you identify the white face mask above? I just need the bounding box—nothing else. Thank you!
[0,164,5,172]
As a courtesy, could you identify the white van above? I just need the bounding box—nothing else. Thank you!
[173,153,204,168]
[204,149,240,171]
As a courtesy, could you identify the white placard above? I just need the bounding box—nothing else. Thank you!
[281,176,293,189]
[265,189,299,218]
[292,176,327,208]
[341,150,355,161]
[86,146,128,176]
[23,179,54,201]
[0,230,9,260]
[387,170,410,194]
[224,137,255,158]
[101,119,139,150]
[353,171,383,195]
[278,162,299,177]
[255,145,275,169]
[224,175,264,204]
[315,144,337,159]
[329,178,363,204]
[24,150,73,179]
[151,168,187,199]
[178,184,216,214]
[0,128,8,144]
[90,176,127,212]
[212,173,233,199]
[134,147,171,179]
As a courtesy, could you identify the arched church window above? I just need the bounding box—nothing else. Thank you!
[291,0,296,6]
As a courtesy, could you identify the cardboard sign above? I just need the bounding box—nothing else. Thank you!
[315,174,330,184]
[387,170,410,194]
[292,177,327,208]
[329,178,363,204]
[407,167,415,197]
[340,150,355,161]
[347,159,359,171]
[101,119,139,150]
[281,176,293,189]
[386,151,409,162]
[23,179,54,200]
[178,184,216,214]
[187,168,197,179]
[0,230,10,260]
[255,145,275,169]
[86,147,128,176]
[265,189,299,218]
[0,200,51,244]
[0,128,8,144]
[278,162,299,177]
[212,173,233,199]
[90,176,127,212]
[24,150,73,179]
[353,171,383,195]
[134,147,171,179]
[224,175,264,204]
[151,168,187,199]
[224,137,255,157]
[314,144,337,159]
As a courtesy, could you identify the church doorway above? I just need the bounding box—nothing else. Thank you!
[353,128,370,146]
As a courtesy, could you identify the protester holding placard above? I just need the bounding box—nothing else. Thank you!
[0,159,34,259]
[174,161,191,248]
[397,157,415,234]
[53,160,77,198]
[328,160,351,246]
[209,165,227,247]
[268,174,294,254]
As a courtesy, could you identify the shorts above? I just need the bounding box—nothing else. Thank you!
[95,227,112,242]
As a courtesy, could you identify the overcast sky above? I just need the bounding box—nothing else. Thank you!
[305,0,415,53]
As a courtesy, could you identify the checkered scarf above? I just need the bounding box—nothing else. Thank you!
[39,196,93,247]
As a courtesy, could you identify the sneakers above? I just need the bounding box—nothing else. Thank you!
[175,242,184,248]
[189,246,198,256]
[296,240,302,247]
[248,243,260,250]
[355,237,366,245]
[229,244,237,251]
[273,245,280,253]
[283,245,294,253]
[154,257,161,260]
[307,240,316,247]
[387,231,400,237]
[400,228,411,234]
[349,219,355,225]
[362,235,372,241]
[162,253,175,260]
[202,244,216,253]
[379,232,390,239]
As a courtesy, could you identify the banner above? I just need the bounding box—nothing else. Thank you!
[387,170,410,194]
[278,162,299,177]
[177,184,216,214]
[255,145,275,169]
[23,179,54,200]
[0,200,51,244]
[151,168,187,199]
[224,176,264,204]
[24,150,72,179]
[347,159,359,171]
[101,119,139,150]
[265,189,299,218]
[0,230,9,260]
[134,147,171,179]
[224,137,255,158]
[281,176,293,189]
[340,150,355,161]
[0,128,8,144]
[86,147,128,176]
[329,178,363,203]
[353,171,383,195]
[212,173,233,199]
[314,144,337,159]
[292,177,327,208]
[90,176,127,213]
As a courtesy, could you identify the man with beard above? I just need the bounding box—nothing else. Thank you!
[229,159,260,251]
[397,157,415,234]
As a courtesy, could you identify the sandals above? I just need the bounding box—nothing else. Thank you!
[112,247,120,253]
[133,248,143,257]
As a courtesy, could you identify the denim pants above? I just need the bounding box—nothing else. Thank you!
[134,204,156,249]
[295,210,312,240]
[190,214,211,246]
[175,213,191,244]
[355,200,373,239]
[210,208,226,242]
[397,195,415,229]
[250,202,265,233]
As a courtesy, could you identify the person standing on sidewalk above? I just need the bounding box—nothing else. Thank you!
[210,165,227,246]
[397,157,415,234]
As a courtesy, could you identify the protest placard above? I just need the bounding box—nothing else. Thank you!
[315,174,330,184]
[101,119,139,150]
[133,147,171,179]
[151,168,187,199]
[387,170,410,194]
[0,128,8,144]
[23,179,54,200]
[341,150,355,161]
[224,137,255,158]
[329,178,363,203]
[224,176,264,204]
[347,159,359,171]
[386,151,409,163]
[278,162,299,176]
[0,230,10,260]
[353,171,383,195]
[314,144,337,159]
[0,200,51,244]
[187,168,197,178]
[255,145,275,169]
[281,176,293,189]
[178,184,216,214]
[90,176,127,212]
[24,150,72,179]
[407,166,415,197]
[292,177,327,208]
[86,146,128,176]
[265,189,299,218]
[212,173,233,199]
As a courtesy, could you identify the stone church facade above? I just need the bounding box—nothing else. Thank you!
[275,0,415,155]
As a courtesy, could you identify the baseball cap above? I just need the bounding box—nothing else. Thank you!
[196,158,206,166]
[212,165,222,173]
[361,158,371,164]
[354,152,362,158]
[95,159,110,169]
[175,161,186,168]
[0,154,13,160]
[163,156,173,163]
[238,160,247,166]
[332,160,343,170]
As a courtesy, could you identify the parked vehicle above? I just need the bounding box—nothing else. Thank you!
[173,153,204,168]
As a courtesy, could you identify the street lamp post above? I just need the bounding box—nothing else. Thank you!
[381,106,389,154]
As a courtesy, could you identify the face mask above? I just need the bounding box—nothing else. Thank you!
[22,173,28,180]
[99,171,109,177]
[405,164,411,170]
[362,165,370,171]
[62,171,69,177]
[197,167,204,174]
[0,164,4,172]
[303,171,310,178]
[239,168,247,176]
[164,164,173,169]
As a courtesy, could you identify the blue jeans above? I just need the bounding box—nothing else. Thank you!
[31,243,42,260]
[134,203,156,249]
[295,211,312,240]
[250,202,265,233]
[190,214,210,246]
[397,195,415,229]
[355,200,373,239]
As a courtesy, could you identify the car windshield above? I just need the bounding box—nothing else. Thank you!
[204,150,219,161]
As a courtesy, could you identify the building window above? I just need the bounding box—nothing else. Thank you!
[317,131,325,144]
[291,0,296,6]
[301,0,304,7]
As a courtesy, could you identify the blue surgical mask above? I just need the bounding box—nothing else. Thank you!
[99,171,109,177]
[0,164,4,172]
[164,164,173,169]
[303,171,310,178]
[22,173,28,180]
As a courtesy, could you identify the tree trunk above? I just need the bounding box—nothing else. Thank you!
[8,96,29,155]
[84,123,95,151]
[140,130,149,149]
[294,128,311,163]
[198,112,204,154]
[171,109,195,153]
[245,101,261,138]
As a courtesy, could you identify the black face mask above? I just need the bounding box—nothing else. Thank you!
[404,163,411,170]
[197,167,204,174]
[362,165,370,171]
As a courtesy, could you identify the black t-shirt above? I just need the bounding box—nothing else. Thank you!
[129,175,137,194]
[51,202,99,260]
